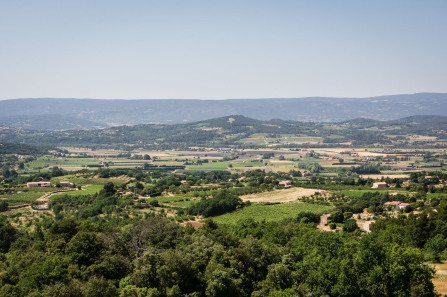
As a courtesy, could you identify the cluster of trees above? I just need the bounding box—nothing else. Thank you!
[187,190,244,217]
[0,201,8,212]
[51,182,122,220]
[371,201,447,262]
[0,142,55,155]
[1,166,68,187]
[297,161,323,173]
[350,163,390,175]
[0,211,439,297]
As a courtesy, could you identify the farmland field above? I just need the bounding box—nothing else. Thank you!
[334,189,406,198]
[164,200,196,208]
[213,202,332,225]
[186,161,230,170]
[240,187,326,203]
[232,162,265,168]
[359,174,411,179]
[50,185,103,198]
[0,192,43,206]
[146,194,196,204]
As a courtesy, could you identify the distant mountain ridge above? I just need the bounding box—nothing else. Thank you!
[0,93,446,130]
[0,114,105,130]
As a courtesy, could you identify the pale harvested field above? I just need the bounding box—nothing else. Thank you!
[317,225,339,232]
[181,221,204,228]
[360,174,410,179]
[269,166,296,173]
[57,166,85,171]
[409,135,437,141]
[230,166,266,173]
[356,151,387,157]
[241,187,325,203]
[269,160,296,172]
[269,160,295,165]
[59,147,125,155]
[432,263,447,295]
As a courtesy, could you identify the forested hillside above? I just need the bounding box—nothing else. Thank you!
[0,177,443,297]
[0,115,446,149]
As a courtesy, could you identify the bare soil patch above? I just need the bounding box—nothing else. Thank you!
[241,187,325,203]
[356,151,387,157]
[409,135,437,141]
[181,221,204,228]
[360,174,410,179]
[432,263,447,295]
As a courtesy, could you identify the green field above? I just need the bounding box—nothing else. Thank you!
[249,133,269,138]
[146,194,196,204]
[52,174,76,180]
[51,185,103,198]
[22,156,159,172]
[0,192,43,206]
[232,162,264,168]
[165,200,196,208]
[335,190,374,198]
[186,161,230,171]
[427,193,447,199]
[326,134,344,139]
[212,202,332,225]
[335,189,405,198]
[17,187,56,193]
[27,157,102,168]
[285,136,323,142]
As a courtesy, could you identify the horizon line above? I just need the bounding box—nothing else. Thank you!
[1,92,446,101]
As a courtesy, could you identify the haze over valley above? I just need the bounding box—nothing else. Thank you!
[1,93,447,130]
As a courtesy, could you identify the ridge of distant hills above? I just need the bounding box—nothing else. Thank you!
[0,93,446,130]
[0,114,105,131]
[1,114,446,149]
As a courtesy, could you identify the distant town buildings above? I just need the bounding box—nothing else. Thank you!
[320,214,331,226]
[278,180,291,188]
[372,182,387,189]
[26,181,74,188]
[32,203,49,210]
[384,201,410,210]
[27,182,51,188]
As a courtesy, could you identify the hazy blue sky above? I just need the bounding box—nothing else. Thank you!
[1,0,446,99]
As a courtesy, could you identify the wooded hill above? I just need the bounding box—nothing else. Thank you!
[0,115,446,149]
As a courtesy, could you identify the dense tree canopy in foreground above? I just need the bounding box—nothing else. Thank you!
[0,202,440,297]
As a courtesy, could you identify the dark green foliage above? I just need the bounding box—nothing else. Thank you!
[0,142,55,155]
[263,152,275,159]
[2,167,447,296]
[343,219,359,232]
[295,211,320,224]
[46,218,78,242]
[51,191,120,220]
[101,182,116,196]
[0,213,439,297]
[187,190,244,217]
[66,232,103,266]
[0,217,16,253]
[0,201,8,212]
[351,163,383,174]
[331,211,344,223]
